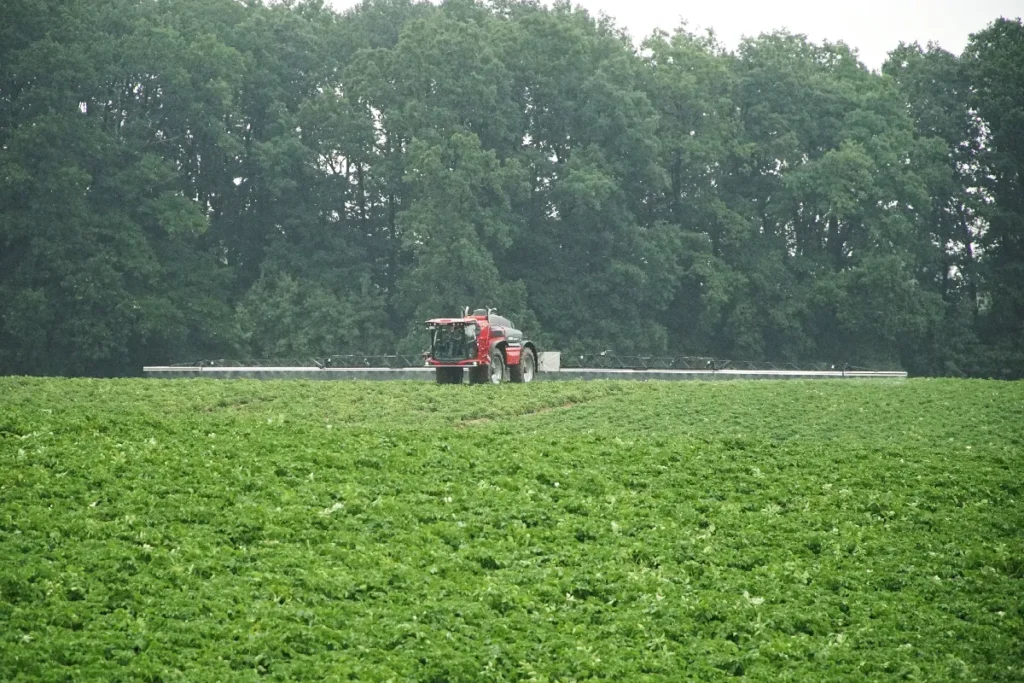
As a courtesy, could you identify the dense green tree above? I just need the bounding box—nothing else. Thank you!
[883,42,988,374]
[494,4,680,352]
[392,133,535,349]
[641,27,779,359]
[236,271,388,357]
[0,0,238,374]
[962,19,1024,377]
[722,33,949,366]
[1,0,1022,376]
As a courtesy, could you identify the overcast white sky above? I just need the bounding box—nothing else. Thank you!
[326,0,1024,70]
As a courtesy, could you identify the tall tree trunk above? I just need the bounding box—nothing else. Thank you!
[671,154,682,226]
[958,204,978,320]
[357,162,367,233]
[827,215,843,269]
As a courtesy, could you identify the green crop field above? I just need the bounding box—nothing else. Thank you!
[1,378,1022,682]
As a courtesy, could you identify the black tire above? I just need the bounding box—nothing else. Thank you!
[469,365,489,384]
[489,348,505,384]
[510,348,536,383]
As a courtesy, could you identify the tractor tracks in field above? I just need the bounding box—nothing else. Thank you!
[455,390,632,427]
[452,385,651,428]
[457,400,582,427]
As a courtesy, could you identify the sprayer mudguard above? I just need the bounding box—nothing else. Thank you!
[504,345,522,366]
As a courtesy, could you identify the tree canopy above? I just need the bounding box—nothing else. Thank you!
[2,0,1022,377]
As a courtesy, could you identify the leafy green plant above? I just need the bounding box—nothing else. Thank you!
[1,377,1022,680]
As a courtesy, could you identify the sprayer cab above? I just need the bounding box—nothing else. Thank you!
[424,308,538,384]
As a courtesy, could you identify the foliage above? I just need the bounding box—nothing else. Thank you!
[235,271,389,358]
[1,0,1023,376]
[1,376,1022,680]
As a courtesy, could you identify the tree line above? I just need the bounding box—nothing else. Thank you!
[1,0,1022,377]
